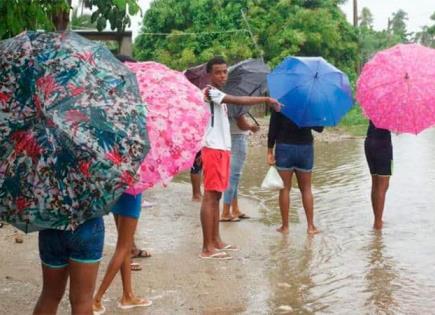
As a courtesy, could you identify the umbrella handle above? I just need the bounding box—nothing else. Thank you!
[247,111,260,126]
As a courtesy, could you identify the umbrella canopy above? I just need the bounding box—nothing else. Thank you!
[267,56,353,127]
[184,63,210,90]
[0,31,149,232]
[223,58,270,119]
[124,62,210,195]
[356,43,435,134]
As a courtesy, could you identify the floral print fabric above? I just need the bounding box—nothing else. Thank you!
[0,31,149,232]
[124,62,209,195]
[357,44,435,134]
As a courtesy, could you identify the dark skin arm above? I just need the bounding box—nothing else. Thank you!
[223,95,280,110]
[236,115,260,132]
[205,87,281,112]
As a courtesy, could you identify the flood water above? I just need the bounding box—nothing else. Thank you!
[235,129,435,314]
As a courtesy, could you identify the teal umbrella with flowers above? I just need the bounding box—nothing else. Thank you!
[0,31,149,232]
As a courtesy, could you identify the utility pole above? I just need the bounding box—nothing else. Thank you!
[353,0,358,27]
[354,0,360,74]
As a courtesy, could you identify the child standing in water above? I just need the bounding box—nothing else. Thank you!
[364,120,393,230]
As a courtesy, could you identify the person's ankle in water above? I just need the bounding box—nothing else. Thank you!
[307,224,320,234]
[373,220,383,230]
[276,225,289,234]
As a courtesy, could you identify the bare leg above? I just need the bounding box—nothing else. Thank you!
[200,190,219,256]
[231,197,241,217]
[372,175,390,230]
[94,215,146,307]
[33,265,69,315]
[221,202,233,220]
[119,247,151,306]
[295,170,319,234]
[277,170,293,234]
[191,173,202,201]
[69,261,100,315]
[212,192,227,249]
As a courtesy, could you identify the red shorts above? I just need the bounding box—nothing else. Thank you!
[201,147,231,192]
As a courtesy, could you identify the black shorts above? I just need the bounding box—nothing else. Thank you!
[190,151,202,174]
[364,138,393,176]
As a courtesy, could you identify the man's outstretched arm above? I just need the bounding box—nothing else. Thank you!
[223,95,281,112]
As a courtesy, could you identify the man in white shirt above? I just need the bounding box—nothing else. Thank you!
[200,56,280,259]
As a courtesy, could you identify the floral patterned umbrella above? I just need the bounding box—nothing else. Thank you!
[123,62,209,195]
[357,43,435,134]
[0,32,149,232]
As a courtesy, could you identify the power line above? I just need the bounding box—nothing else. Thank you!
[139,29,250,36]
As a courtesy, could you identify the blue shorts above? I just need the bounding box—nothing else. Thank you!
[112,193,142,219]
[275,143,314,172]
[39,217,105,269]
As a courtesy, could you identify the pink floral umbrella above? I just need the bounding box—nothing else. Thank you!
[356,43,435,134]
[124,62,209,195]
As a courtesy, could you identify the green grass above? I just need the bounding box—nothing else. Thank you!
[338,105,368,137]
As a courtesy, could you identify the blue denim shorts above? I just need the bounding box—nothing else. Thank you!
[112,192,142,219]
[39,217,105,269]
[275,143,314,172]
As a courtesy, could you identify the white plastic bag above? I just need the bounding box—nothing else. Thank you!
[261,166,284,190]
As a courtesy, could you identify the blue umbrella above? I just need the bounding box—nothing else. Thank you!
[267,56,353,127]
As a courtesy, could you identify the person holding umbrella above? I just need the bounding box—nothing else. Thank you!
[267,56,353,234]
[267,112,323,234]
[220,59,269,222]
[0,32,149,315]
[357,43,435,229]
[200,56,281,259]
[364,120,392,230]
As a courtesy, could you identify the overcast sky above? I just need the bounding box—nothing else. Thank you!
[340,0,435,32]
[73,0,435,39]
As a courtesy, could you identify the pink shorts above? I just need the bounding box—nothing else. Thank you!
[201,147,231,192]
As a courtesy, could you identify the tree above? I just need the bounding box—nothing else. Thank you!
[0,1,69,39]
[71,8,96,30]
[134,0,358,77]
[0,0,140,40]
[390,9,410,42]
[359,7,373,29]
[414,11,435,47]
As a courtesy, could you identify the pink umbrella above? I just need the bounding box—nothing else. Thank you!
[356,43,435,134]
[124,62,210,195]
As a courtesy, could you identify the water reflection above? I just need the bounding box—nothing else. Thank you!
[364,232,399,314]
[245,129,435,313]
[173,128,435,313]
[267,236,326,314]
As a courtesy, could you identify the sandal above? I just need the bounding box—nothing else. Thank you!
[131,249,151,259]
[130,262,142,271]
[238,213,251,219]
[117,299,152,309]
[219,216,240,222]
[199,252,232,260]
[216,244,240,252]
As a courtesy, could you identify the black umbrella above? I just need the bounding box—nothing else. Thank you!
[184,63,210,89]
[223,59,270,125]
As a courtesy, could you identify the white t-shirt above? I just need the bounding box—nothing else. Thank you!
[204,88,231,151]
